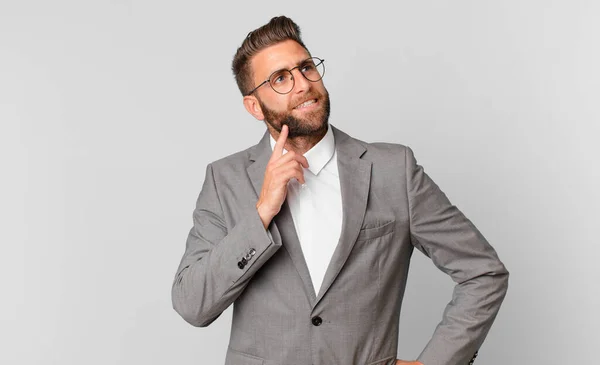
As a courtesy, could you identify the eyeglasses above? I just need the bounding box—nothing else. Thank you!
[245,57,325,96]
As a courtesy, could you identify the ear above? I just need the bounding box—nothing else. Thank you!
[243,95,265,121]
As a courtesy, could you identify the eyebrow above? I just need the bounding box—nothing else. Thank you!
[266,58,310,78]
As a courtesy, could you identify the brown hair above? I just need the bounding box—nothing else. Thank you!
[232,16,309,96]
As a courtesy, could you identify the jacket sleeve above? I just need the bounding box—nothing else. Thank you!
[171,163,282,327]
[404,146,509,365]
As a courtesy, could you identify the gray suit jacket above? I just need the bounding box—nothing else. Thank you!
[172,125,509,365]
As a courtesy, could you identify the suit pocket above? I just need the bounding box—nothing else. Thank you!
[366,355,396,365]
[357,220,395,241]
[225,348,265,365]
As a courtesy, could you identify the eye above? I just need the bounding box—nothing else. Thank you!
[271,71,290,84]
[301,63,315,72]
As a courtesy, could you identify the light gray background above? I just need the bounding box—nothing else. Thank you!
[1,1,598,364]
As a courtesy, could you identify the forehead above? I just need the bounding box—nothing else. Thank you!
[251,39,311,79]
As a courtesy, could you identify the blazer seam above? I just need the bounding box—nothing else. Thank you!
[372,248,382,362]
[403,146,413,239]
[207,163,227,231]
[404,146,430,252]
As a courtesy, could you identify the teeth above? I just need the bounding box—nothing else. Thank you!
[296,99,316,109]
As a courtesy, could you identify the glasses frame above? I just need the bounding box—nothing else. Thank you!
[245,57,325,96]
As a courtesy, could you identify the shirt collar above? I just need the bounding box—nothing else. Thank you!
[269,124,335,176]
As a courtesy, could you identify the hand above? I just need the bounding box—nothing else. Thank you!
[395,360,424,365]
[256,124,309,229]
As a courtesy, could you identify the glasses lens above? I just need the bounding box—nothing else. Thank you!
[270,70,294,94]
[267,58,325,94]
[301,58,325,82]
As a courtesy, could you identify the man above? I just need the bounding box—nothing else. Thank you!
[171,15,509,365]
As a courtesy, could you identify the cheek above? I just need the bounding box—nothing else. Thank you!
[316,82,328,95]
[266,96,292,111]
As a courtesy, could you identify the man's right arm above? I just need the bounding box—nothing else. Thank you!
[171,163,281,327]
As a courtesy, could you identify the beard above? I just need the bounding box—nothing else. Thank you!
[258,89,331,139]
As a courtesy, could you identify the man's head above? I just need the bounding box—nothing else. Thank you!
[232,16,330,139]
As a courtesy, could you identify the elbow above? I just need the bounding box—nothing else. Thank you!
[497,260,509,288]
[489,265,510,304]
[499,268,509,297]
[181,312,217,328]
[172,296,218,328]
[171,281,219,328]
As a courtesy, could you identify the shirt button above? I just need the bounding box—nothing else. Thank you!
[311,316,323,326]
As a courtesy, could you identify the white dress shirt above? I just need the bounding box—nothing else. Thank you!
[269,125,342,295]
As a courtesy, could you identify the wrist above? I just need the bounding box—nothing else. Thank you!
[256,202,275,229]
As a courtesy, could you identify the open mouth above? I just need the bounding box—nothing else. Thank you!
[294,99,318,110]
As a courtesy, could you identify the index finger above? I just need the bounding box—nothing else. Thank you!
[272,124,288,159]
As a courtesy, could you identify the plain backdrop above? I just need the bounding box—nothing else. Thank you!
[1,1,599,364]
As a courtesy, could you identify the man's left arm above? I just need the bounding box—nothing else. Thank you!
[403,146,509,365]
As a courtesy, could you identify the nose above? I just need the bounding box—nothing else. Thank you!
[291,68,311,94]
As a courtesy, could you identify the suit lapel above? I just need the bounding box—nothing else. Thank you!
[274,201,317,303]
[315,126,371,305]
[247,129,317,305]
[247,125,372,308]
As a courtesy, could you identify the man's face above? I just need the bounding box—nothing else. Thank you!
[248,39,330,138]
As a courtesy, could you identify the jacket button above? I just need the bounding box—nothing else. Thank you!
[237,261,244,269]
[311,316,322,326]
[241,257,247,265]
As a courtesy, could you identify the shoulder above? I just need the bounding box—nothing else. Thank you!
[333,126,413,162]
[206,146,255,177]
